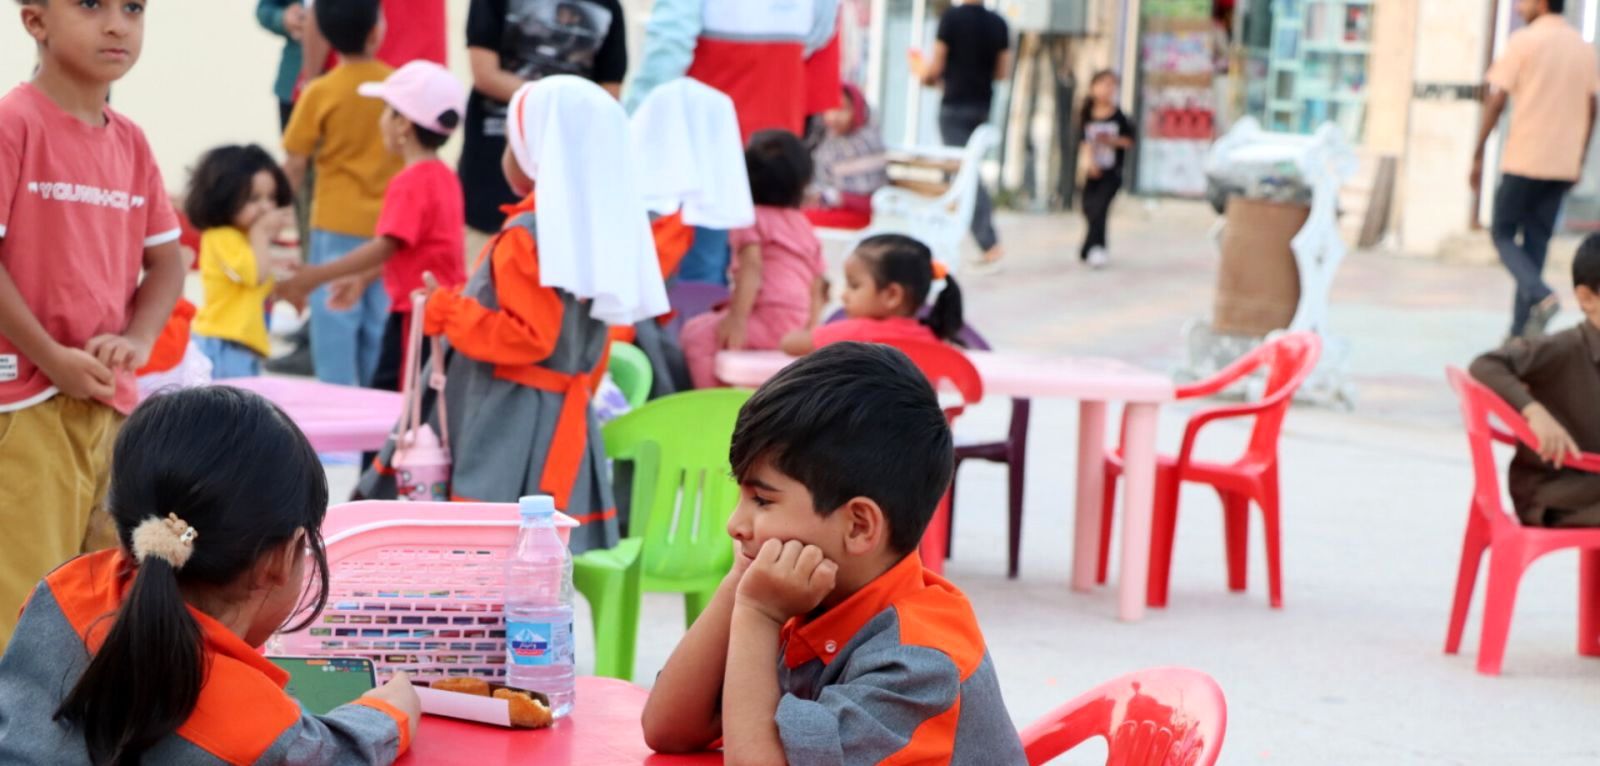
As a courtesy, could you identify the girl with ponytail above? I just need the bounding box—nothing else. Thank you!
[0,386,419,765]
[781,234,966,355]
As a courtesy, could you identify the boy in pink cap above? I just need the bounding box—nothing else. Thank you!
[277,60,468,393]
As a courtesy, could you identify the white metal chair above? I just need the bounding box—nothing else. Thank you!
[816,124,999,279]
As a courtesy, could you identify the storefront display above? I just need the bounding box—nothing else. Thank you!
[1134,0,1374,198]
[1135,0,1217,197]
[1260,0,1371,140]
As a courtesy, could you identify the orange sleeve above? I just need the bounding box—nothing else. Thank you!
[651,212,694,280]
[424,226,564,366]
[352,698,412,757]
[135,299,196,375]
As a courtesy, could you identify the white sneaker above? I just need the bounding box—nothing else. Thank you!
[1087,247,1109,269]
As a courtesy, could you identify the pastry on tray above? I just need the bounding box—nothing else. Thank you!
[493,688,554,729]
[426,678,554,729]
[429,677,491,697]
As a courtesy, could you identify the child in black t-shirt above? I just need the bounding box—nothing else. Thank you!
[1079,70,1135,269]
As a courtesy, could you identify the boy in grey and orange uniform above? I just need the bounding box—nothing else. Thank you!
[644,342,1026,765]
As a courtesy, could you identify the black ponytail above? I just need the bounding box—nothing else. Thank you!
[925,274,965,344]
[58,557,204,765]
[854,234,966,344]
[53,387,332,765]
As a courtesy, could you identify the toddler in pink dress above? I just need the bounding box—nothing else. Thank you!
[681,130,825,388]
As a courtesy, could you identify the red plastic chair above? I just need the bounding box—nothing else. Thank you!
[1099,332,1321,608]
[883,339,983,576]
[1443,367,1600,675]
[1019,667,1227,766]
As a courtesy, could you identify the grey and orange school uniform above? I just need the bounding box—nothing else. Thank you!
[773,554,1027,764]
[359,193,620,554]
[0,549,410,764]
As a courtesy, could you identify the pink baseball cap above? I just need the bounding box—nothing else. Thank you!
[358,61,466,136]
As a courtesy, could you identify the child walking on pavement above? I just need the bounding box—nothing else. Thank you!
[1078,70,1134,269]
[0,0,186,651]
[359,76,668,554]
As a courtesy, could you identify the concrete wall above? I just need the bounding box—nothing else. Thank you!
[0,1,678,194]
[1397,0,1493,256]
[1365,0,1416,158]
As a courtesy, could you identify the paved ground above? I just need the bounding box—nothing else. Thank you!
[319,199,1597,764]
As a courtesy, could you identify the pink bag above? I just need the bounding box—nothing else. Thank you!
[393,293,451,502]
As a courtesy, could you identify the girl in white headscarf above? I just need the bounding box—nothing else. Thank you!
[359,76,666,553]
[626,78,756,395]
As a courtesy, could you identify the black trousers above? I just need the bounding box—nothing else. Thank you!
[938,103,1000,251]
[1080,171,1122,259]
[370,311,434,393]
[1490,173,1571,336]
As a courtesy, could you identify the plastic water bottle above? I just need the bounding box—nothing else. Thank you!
[503,495,575,717]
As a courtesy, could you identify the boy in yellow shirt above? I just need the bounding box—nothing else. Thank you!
[282,0,400,386]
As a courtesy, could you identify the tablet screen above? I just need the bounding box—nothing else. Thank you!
[270,657,377,715]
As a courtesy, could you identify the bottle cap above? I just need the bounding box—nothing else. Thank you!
[518,495,556,519]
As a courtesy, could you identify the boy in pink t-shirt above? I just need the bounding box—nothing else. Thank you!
[0,0,186,650]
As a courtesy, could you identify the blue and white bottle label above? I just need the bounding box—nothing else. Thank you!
[506,620,573,667]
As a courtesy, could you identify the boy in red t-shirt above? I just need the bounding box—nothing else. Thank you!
[0,0,186,650]
[275,60,467,392]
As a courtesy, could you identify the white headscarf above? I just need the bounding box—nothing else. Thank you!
[507,76,669,326]
[628,78,756,230]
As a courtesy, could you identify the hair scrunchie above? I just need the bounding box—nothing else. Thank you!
[131,513,199,570]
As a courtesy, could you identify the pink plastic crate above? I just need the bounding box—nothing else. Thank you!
[273,501,577,683]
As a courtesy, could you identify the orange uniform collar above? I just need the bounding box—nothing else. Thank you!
[781,553,929,669]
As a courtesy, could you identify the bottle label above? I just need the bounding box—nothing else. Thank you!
[506,620,573,667]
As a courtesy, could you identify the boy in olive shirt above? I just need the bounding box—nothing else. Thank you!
[283,0,400,386]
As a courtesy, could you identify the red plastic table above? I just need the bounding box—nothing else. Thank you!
[716,349,1175,622]
[223,377,402,453]
[398,677,721,765]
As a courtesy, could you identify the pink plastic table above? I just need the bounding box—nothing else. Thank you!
[223,377,402,453]
[716,350,1175,622]
[398,677,721,765]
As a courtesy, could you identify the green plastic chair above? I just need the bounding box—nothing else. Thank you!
[606,341,653,408]
[573,388,753,681]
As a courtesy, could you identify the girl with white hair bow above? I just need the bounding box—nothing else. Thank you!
[359,76,666,552]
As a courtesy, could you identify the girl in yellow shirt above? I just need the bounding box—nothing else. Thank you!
[186,145,294,378]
